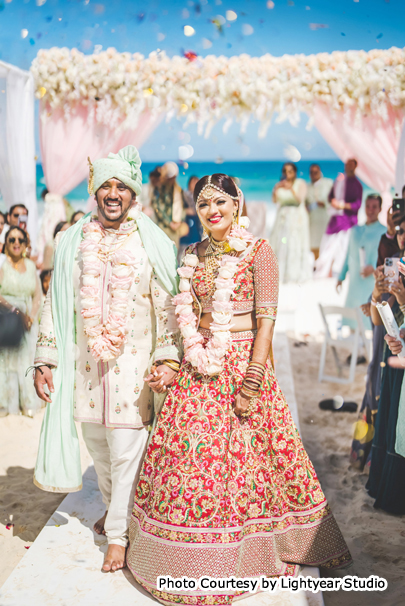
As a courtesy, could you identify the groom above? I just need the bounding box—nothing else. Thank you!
[33,146,180,571]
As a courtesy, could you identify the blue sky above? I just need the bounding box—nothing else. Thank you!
[0,0,404,161]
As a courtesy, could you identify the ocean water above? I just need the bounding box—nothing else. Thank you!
[32,159,373,230]
[35,160,352,207]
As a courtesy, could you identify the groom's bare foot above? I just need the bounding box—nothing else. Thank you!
[94,511,107,535]
[102,544,127,572]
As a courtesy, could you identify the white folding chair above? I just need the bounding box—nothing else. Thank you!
[318,304,370,385]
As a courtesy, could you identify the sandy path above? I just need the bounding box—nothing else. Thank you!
[289,337,405,606]
[0,410,92,587]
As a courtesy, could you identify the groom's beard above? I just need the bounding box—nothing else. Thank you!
[97,197,133,225]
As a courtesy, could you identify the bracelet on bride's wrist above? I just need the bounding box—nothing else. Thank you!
[160,359,180,372]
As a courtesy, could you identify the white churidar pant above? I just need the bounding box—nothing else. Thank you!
[81,422,149,547]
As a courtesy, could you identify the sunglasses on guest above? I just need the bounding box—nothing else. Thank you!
[8,237,26,244]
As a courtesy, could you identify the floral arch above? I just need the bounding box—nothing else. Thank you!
[32,46,405,246]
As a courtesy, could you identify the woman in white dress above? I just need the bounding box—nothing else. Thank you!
[270,162,311,283]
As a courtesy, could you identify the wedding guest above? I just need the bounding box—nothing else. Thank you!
[0,203,29,246]
[364,217,405,513]
[40,269,52,297]
[70,210,85,225]
[316,159,363,278]
[42,221,69,270]
[270,162,311,283]
[0,226,42,416]
[180,175,202,252]
[305,164,333,260]
[336,194,386,327]
[377,204,400,266]
[151,161,186,248]
[0,212,5,253]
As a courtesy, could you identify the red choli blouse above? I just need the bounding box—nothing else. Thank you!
[187,238,279,321]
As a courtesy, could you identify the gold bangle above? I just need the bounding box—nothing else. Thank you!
[161,360,180,372]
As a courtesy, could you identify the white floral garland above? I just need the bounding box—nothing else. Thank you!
[32,47,405,133]
[173,218,253,376]
[79,215,138,363]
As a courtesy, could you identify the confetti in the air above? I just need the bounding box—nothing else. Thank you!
[21,29,28,38]
[267,1,275,8]
[184,50,198,61]
[226,10,237,21]
[242,23,254,35]
[202,38,212,48]
[184,25,196,36]
[309,23,329,30]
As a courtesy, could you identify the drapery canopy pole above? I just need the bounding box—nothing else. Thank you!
[395,120,405,196]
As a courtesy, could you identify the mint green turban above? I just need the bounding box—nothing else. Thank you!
[88,145,142,196]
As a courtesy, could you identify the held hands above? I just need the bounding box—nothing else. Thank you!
[331,198,343,210]
[34,366,54,403]
[145,364,177,394]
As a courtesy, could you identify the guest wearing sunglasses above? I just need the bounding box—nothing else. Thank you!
[0,227,42,417]
[0,204,29,247]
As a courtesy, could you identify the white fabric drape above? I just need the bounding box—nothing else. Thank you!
[0,61,37,245]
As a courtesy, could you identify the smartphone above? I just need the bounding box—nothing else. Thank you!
[393,198,405,226]
[384,257,400,283]
[18,215,27,229]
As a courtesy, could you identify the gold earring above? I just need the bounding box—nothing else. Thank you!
[232,208,238,228]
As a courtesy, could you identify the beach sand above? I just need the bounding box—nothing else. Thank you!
[0,411,92,587]
[289,337,405,606]
[0,339,404,605]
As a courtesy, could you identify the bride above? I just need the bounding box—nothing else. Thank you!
[126,174,351,604]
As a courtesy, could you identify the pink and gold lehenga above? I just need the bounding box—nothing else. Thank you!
[127,238,352,604]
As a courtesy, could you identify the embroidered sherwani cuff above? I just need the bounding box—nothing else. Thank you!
[154,340,181,364]
[34,332,58,367]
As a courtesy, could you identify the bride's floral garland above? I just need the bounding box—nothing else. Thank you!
[173,218,253,376]
[80,218,138,363]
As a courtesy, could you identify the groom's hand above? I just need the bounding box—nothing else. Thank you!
[145,364,178,394]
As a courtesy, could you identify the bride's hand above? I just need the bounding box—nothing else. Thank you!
[145,364,178,394]
[233,391,251,417]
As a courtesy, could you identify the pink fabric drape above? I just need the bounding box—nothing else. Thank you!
[40,102,162,196]
[312,102,405,222]
[36,103,162,260]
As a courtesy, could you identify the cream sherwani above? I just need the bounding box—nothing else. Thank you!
[35,223,180,427]
[34,219,180,546]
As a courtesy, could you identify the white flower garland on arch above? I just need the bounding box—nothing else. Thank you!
[32,46,405,133]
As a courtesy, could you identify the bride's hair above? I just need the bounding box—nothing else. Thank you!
[193,174,238,203]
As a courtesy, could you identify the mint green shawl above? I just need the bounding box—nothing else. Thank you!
[34,212,178,493]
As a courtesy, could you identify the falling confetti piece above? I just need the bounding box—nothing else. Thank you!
[180,104,189,113]
[24,546,30,549]
[157,32,165,41]
[376,33,383,39]
[226,10,237,21]
[182,8,190,18]
[29,38,35,45]
[45,15,52,22]
[202,38,212,49]
[309,23,329,30]
[6,524,14,530]
[143,88,154,96]
[184,50,198,61]
[242,23,254,36]
[21,29,28,38]
[36,0,46,5]
[267,1,275,8]
[136,13,145,23]
[55,524,60,527]
[184,25,195,36]
[211,18,224,34]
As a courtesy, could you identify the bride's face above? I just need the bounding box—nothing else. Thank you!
[197,190,238,238]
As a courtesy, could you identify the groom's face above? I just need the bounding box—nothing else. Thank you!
[96,178,135,226]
